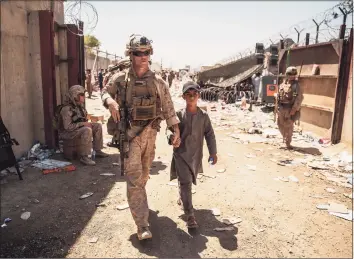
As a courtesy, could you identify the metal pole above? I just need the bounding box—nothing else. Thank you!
[338,7,348,39]
[305,33,310,46]
[294,28,301,44]
[312,19,320,44]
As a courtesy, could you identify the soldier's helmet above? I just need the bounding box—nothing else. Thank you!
[108,64,115,72]
[124,34,153,56]
[117,57,131,68]
[68,85,85,102]
[285,66,298,76]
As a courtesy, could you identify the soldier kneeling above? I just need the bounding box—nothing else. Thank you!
[58,85,108,165]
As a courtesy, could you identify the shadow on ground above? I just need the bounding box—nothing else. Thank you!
[129,209,238,258]
[0,152,122,258]
[293,146,322,156]
[150,161,168,175]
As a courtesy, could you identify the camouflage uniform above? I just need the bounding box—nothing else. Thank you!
[101,34,179,240]
[85,70,92,98]
[59,85,107,165]
[277,67,304,148]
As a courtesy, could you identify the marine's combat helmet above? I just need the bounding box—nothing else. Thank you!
[124,34,153,57]
[108,64,115,72]
[67,85,85,104]
[117,57,131,68]
[285,66,298,76]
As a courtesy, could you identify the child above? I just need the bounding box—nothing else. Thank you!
[169,81,218,228]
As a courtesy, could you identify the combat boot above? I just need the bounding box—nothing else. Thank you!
[95,150,109,158]
[186,215,198,229]
[137,226,152,240]
[80,156,96,166]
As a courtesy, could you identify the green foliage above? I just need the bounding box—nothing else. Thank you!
[84,35,101,48]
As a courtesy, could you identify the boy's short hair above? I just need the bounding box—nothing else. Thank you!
[182,81,201,94]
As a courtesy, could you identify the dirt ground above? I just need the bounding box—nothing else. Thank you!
[0,88,353,258]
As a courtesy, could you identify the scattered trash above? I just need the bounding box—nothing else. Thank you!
[325,187,336,193]
[288,175,299,183]
[304,172,312,177]
[253,226,265,232]
[319,138,331,144]
[246,165,256,171]
[20,212,31,220]
[27,143,55,161]
[211,208,221,216]
[80,192,93,200]
[112,163,119,166]
[1,218,12,228]
[328,202,348,214]
[32,199,40,204]
[95,203,106,207]
[88,237,99,243]
[192,190,196,194]
[203,174,216,179]
[316,204,330,210]
[214,226,234,232]
[217,168,226,173]
[245,153,256,158]
[117,203,129,210]
[277,160,293,166]
[279,177,289,182]
[32,159,75,175]
[100,173,115,176]
[308,162,328,170]
[222,218,242,225]
[329,210,353,221]
[167,182,178,186]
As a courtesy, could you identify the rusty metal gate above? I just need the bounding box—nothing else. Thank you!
[39,12,85,148]
[278,29,353,143]
[38,11,57,148]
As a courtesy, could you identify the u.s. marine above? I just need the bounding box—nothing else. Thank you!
[276,66,304,149]
[101,34,180,240]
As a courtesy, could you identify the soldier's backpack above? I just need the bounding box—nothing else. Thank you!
[52,104,65,130]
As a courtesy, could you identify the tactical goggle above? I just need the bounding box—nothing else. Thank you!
[132,50,150,57]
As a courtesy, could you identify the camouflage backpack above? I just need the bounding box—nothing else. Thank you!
[52,104,65,130]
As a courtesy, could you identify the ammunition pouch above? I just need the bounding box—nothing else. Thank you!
[132,96,157,120]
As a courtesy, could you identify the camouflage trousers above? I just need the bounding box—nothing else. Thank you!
[277,107,294,146]
[60,123,103,156]
[125,125,157,228]
[86,81,92,97]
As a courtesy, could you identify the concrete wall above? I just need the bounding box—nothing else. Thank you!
[0,1,64,157]
[85,51,114,72]
[341,57,353,145]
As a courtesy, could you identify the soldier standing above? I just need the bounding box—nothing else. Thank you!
[85,69,92,98]
[101,34,181,240]
[276,66,303,149]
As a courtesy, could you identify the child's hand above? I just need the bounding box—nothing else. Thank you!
[209,154,218,165]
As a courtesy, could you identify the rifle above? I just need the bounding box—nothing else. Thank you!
[118,75,130,176]
[274,92,278,122]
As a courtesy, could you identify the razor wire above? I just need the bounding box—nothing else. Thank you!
[211,1,353,68]
[64,0,98,36]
